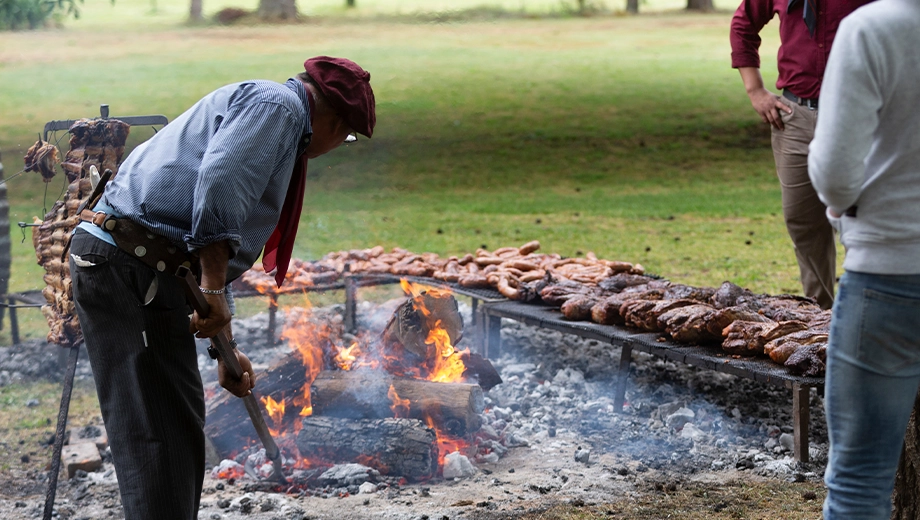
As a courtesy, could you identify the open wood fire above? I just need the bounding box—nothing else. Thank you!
[204,280,501,488]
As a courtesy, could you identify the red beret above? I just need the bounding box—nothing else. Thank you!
[304,56,376,138]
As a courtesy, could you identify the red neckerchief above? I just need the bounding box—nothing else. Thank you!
[262,90,314,287]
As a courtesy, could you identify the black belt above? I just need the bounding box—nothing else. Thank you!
[783,89,818,110]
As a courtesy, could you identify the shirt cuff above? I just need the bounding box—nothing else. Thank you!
[184,233,242,259]
[730,53,760,70]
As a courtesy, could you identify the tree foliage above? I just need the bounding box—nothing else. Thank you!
[0,0,82,30]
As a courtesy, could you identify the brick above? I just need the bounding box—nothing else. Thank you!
[62,442,102,478]
[68,425,108,450]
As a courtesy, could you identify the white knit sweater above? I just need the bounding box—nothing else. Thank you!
[808,0,920,275]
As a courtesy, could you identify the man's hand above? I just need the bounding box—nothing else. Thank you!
[190,239,231,338]
[190,292,230,338]
[748,87,793,130]
[738,67,793,130]
[218,345,255,397]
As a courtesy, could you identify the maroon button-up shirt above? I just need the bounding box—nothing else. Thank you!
[730,0,872,99]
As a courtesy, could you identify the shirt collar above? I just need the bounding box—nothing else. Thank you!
[284,78,313,148]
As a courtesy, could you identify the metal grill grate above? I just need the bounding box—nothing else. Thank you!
[481,300,824,388]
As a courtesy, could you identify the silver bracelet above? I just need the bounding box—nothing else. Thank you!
[200,286,225,295]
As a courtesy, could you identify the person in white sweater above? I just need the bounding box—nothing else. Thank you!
[808,0,920,518]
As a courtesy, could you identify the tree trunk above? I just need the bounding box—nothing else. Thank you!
[189,0,203,22]
[346,0,355,7]
[258,0,298,20]
[892,392,920,518]
[686,0,714,10]
[626,0,639,13]
[296,416,438,480]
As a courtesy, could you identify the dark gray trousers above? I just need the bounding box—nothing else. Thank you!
[70,229,205,519]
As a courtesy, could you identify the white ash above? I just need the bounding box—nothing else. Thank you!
[492,319,829,480]
[442,452,476,480]
[318,463,380,487]
[0,341,93,385]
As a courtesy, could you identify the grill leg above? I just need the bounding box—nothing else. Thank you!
[9,297,19,345]
[267,295,278,345]
[482,311,502,360]
[470,298,479,335]
[793,383,811,463]
[344,277,358,334]
[614,341,633,413]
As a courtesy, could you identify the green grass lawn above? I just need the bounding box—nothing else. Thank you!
[0,1,838,344]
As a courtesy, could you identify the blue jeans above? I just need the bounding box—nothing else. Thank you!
[824,271,920,520]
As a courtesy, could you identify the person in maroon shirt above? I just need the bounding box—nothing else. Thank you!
[730,0,871,309]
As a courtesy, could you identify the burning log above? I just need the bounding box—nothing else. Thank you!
[381,289,463,360]
[295,416,438,481]
[204,351,308,459]
[205,354,495,458]
[311,370,484,435]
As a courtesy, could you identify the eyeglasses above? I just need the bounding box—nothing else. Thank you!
[344,132,357,144]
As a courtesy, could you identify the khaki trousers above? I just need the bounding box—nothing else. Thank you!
[771,97,837,309]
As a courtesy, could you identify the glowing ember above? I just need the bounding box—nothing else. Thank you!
[211,459,246,480]
[334,343,360,370]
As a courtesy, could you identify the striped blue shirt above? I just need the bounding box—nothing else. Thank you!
[86,78,312,282]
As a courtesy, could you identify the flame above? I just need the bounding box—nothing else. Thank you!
[400,279,453,313]
[424,415,470,468]
[261,395,286,436]
[425,321,467,383]
[398,279,469,383]
[281,303,329,419]
[334,342,361,371]
[228,280,483,478]
[388,385,411,418]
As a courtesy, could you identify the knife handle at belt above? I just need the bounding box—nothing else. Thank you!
[175,266,244,379]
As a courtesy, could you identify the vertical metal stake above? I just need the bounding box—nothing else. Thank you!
[43,341,81,520]
[793,383,811,463]
[614,340,634,412]
[344,276,357,334]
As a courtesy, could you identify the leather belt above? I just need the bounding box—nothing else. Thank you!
[78,209,197,275]
[783,89,818,110]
